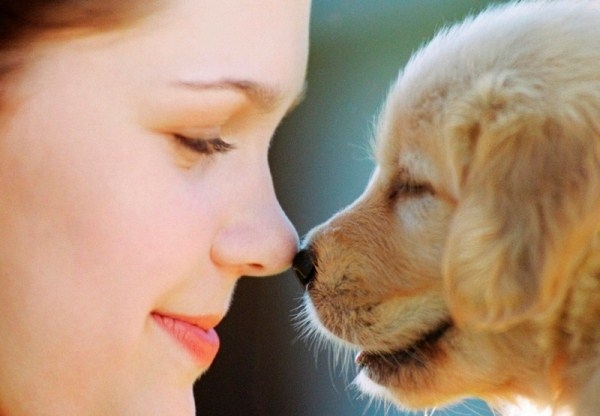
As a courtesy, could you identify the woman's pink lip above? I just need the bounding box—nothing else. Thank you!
[152,312,221,367]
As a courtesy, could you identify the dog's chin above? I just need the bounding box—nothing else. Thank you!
[352,320,453,406]
[300,297,460,408]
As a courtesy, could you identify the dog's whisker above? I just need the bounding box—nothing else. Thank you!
[292,299,362,389]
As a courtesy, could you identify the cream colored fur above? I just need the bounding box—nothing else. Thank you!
[300,2,600,415]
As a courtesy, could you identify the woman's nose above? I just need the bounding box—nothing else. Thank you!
[210,184,299,278]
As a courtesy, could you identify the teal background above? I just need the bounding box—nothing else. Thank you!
[196,2,508,415]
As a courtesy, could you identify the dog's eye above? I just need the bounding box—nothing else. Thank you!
[388,181,433,201]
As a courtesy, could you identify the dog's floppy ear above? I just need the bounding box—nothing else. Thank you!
[442,71,600,330]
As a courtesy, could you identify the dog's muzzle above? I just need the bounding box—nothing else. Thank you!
[292,246,317,287]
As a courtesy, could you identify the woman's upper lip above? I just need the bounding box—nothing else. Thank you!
[152,311,223,330]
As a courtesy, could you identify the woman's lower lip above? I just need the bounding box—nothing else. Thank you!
[152,313,220,367]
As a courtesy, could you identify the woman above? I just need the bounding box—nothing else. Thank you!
[0,1,310,414]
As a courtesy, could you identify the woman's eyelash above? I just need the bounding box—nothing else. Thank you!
[173,134,235,155]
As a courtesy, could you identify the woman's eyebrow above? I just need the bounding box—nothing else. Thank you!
[172,78,307,115]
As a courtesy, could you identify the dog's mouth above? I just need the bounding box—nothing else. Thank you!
[354,320,452,384]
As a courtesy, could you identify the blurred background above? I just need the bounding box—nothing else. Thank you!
[196,1,508,415]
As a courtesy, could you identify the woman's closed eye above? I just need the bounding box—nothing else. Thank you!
[173,134,235,156]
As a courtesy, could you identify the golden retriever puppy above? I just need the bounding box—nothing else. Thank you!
[293,1,600,415]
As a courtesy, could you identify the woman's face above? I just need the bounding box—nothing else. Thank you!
[0,1,309,414]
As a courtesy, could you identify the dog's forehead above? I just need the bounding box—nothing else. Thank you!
[398,151,432,177]
[380,0,600,201]
[373,90,443,186]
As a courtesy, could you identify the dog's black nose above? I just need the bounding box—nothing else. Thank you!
[292,246,317,287]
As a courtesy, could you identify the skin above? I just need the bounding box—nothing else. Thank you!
[0,1,310,415]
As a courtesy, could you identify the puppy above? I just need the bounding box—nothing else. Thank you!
[293,1,600,415]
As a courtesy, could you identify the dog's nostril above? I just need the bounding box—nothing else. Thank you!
[292,247,317,287]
